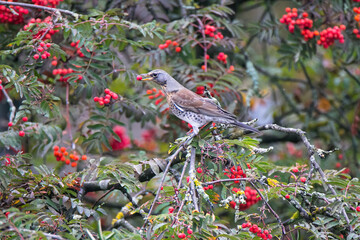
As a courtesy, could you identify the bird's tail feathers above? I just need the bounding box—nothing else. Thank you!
[232,120,259,133]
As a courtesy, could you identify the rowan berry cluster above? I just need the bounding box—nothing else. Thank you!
[32,0,63,8]
[217,52,228,64]
[24,17,59,40]
[317,26,345,48]
[230,186,261,210]
[204,24,224,39]
[158,39,181,52]
[0,3,29,24]
[93,88,119,106]
[224,165,247,184]
[280,8,313,34]
[33,41,52,60]
[53,146,87,167]
[70,40,85,57]
[146,88,165,106]
[280,8,346,47]
[241,222,273,240]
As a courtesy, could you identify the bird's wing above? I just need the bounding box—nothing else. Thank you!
[171,88,236,119]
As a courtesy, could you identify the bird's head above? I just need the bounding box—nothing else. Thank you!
[141,69,170,86]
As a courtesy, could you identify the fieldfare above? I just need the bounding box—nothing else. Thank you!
[140,69,259,134]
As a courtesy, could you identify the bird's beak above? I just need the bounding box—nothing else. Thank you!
[140,73,153,81]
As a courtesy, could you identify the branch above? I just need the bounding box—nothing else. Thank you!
[82,180,138,208]
[259,124,353,232]
[0,1,78,17]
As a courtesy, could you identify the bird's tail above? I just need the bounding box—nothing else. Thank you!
[232,120,259,133]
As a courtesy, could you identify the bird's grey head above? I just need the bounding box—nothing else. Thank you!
[142,69,170,86]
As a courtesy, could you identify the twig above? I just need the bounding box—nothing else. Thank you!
[0,1,78,17]
[249,180,286,236]
[142,133,196,228]
[1,86,16,123]
[189,146,200,212]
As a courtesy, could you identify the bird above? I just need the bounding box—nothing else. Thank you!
[140,69,259,134]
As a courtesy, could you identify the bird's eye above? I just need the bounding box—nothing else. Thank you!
[152,73,158,77]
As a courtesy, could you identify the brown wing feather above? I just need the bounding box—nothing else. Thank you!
[171,88,236,119]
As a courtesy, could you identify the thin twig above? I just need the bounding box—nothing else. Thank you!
[189,146,200,212]
[142,133,196,228]
[1,86,16,123]
[249,181,286,236]
[0,1,77,17]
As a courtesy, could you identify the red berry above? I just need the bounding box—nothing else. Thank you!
[81,155,87,160]
[208,184,213,189]
[285,194,290,199]
[22,116,28,122]
[41,54,47,59]
[300,177,306,183]
[104,88,110,94]
[51,61,58,66]
[60,147,66,152]
[175,47,181,52]
[205,54,210,60]
[178,233,186,239]
[187,229,193,234]
[33,54,39,60]
[40,42,45,47]
[168,207,174,213]
[356,206,360,212]
[37,47,44,52]
[65,159,71,165]
[104,98,110,104]
[8,122,13,127]
[53,146,59,151]
[71,162,77,167]
[46,43,51,48]
[197,167,203,174]
[93,97,99,102]
[172,41,178,46]
[136,75,142,81]
[19,131,25,137]
[292,167,299,173]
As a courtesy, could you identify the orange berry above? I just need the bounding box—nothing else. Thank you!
[81,155,87,160]
[71,162,77,167]
[172,41,178,46]
[201,65,206,70]
[53,146,59,151]
[355,15,360,22]
[69,154,74,159]
[175,47,181,52]
[340,24,346,30]
[64,152,68,156]
[60,147,66,152]
[313,30,319,36]
[146,90,153,94]
[65,159,71,165]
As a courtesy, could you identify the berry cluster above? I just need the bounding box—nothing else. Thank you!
[204,24,224,39]
[217,52,228,64]
[230,187,261,210]
[33,41,52,60]
[23,17,59,40]
[280,8,346,47]
[53,145,87,167]
[52,68,74,82]
[146,88,165,106]
[0,3,29,24]
[93,88,119,106]
[32,0,63,8]
[70,40,85,57]
[203,184,214,191]
[280,8,313,34]
[224,165,247,184]
[317,26,345,48]
[241,222,272,240]
[177,229,193,239]
[158,39,181,52]
[110,126,131,150]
